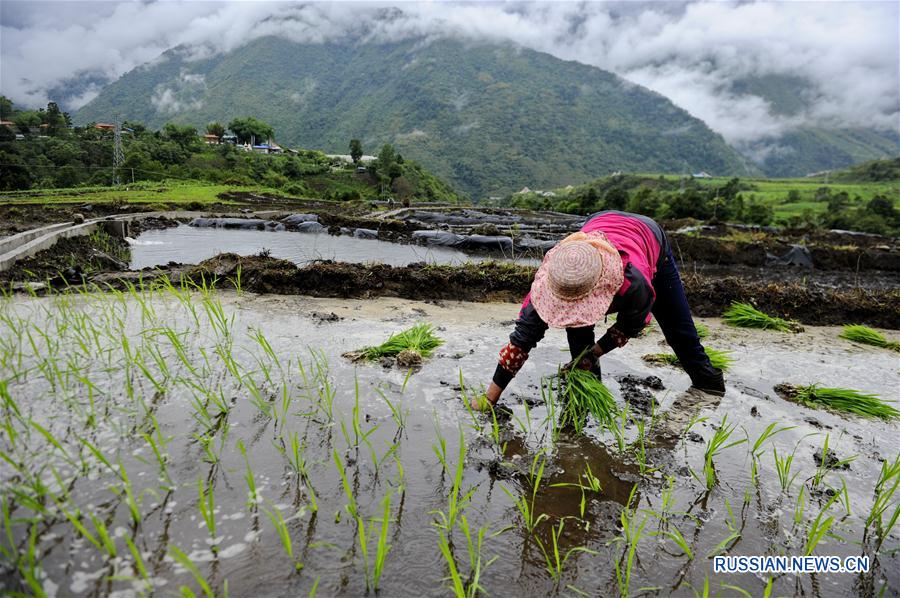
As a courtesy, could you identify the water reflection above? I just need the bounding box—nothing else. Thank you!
[129,225,540,270]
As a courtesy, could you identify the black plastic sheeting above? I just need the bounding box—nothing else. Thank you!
[406,210,523,226]
[411,230,513,252]
[516,237,558,252]
[353,228,379,239]
[767,245,814,268]
[189,218,285,231]
[280,213,319,225]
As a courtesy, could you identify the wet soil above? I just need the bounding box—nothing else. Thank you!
[6,242,900,328]
[124,254,899,329]
[669,232,899,272]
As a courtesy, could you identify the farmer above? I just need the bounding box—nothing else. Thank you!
[476,210,725,410]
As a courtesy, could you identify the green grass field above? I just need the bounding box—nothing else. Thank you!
[0,181,297,206]
[654,174,899,219]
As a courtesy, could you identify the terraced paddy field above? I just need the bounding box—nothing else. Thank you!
[1,287,897,596]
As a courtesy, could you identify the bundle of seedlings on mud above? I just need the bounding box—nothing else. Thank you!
[774,383,899,421]
[343,322,443,367]
[839,325,900,352]
[642,347,733,372]
[723,301,803,333]
[558,366,618,433]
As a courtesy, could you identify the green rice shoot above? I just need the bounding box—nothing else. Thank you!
[840,325,900,352]
[560,368,618,434]
[696,323,710,339]
[778,383,899,421]
[642,347,733,372]
[348,323,444,361]
[723,302,801,333]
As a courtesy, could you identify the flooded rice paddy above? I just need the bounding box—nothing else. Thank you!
[0,286,898,597]
[128,226,538,270]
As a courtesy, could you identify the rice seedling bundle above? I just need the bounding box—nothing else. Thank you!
[344,323,443,362]
[642,347,733,372]
[560,368,618,433]
[775,383,899,421]
[723,302,802,333]
[840,325,900,352]
[695,323,710,339]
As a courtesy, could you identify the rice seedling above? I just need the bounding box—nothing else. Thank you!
[377,387,408,433]
[552,464,602,518]
[501,450,549,535]
[746,423,794,486]
[610,485,650,598]
[333,449,359,520]
[344,322,443,363]
[723,301,802,332]
[432,428,475,533]
[559,367,618,433]
[437,530,468,597]
[691,415,746,490]
[804,492,841,555]
[169,545,216,598]
[609,404,630,455]
[773,444,801,493]
[865,456,900,552]
[840,325,900,352]
[238,440,259,508]
[811,434,856,489]
[459,515,501,594]
[357,491,393,591]
[776,383,899,420]
[657,524,693,560]
[123,533,152,591]
[632,417,655,476]
[198,477,218,553]
[297,351,336,422]
[536,519,598,582]
[705,499,741,557]
[263,505,304,572]
[642,347,733,372]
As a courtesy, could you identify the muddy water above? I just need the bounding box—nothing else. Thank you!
[128,225,538,269]
[1,292,898,597]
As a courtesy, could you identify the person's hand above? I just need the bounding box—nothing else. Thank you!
[470,382,503,411]
[562,355,594,374]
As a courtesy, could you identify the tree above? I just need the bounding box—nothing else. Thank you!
[227,117,274,145]
[13,111,42,135]
[43,102,68,136]
[163,123,198,150]
[603,187,627,211]
[377,143,396,169]
[0,96,12,120]
[349,139,362,164]
[206,121,225,141]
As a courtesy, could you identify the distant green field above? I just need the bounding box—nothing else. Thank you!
[0,181,299,206]
[631,174,899,219]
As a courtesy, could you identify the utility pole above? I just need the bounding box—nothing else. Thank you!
[113,114,124,186]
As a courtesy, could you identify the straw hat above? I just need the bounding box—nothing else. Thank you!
[530,231,624,328]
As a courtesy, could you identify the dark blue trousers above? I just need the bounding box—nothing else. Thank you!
[651,248,717,379]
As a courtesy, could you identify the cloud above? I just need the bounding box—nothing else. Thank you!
[150,70,206,114]
[1,1,897,148]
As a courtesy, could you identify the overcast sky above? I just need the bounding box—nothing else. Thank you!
[1,1,898,148]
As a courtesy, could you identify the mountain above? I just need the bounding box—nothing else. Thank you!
[730,75,899,177]
[75,36,752,198]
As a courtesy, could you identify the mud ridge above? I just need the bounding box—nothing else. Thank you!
[77,254,899,329]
